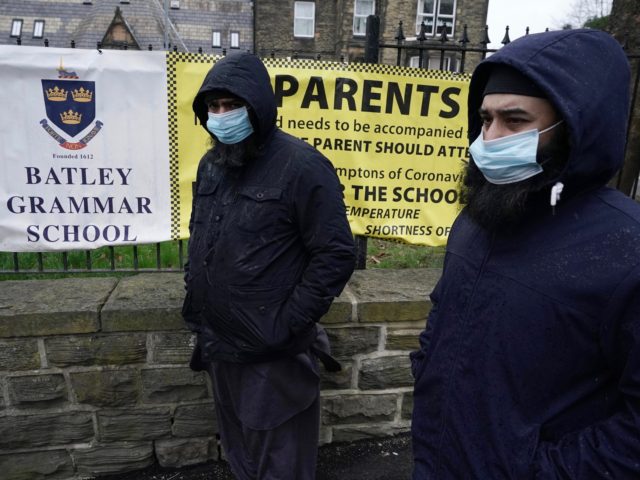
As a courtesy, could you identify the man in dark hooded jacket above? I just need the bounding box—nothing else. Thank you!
[183,53,355,480]
[411,29,640,478]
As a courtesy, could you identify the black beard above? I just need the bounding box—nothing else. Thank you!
[210,135,258,169]
[461,127,570,232]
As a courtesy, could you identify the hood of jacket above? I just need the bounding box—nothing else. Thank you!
[192,53,277,144]
[468,29,630,194]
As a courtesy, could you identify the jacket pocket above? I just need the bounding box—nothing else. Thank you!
[192,177,220,226]
[227,284,292,352]
[188,180,220,265]
[235,186,284,233]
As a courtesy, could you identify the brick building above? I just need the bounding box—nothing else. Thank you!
[255,0,489,70]
[0,0,253,53]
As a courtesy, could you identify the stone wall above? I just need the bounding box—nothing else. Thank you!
[254,0,340,59]
[253,0,488,67]
[0,268,439,480]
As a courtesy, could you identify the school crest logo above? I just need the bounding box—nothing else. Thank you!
[40,60,103,150]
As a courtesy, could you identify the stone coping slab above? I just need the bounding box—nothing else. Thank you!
[0,277,118,337]
[347,268,439,322]
[101,273,185,332]
[0,269,442,337]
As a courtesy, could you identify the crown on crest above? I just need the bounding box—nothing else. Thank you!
[46,86,68,102]
[60,109,82,125]
[71,87,93,102]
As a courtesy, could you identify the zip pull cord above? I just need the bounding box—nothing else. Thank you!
[550,182,564,215]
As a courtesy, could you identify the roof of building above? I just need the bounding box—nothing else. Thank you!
[0,0,253,53]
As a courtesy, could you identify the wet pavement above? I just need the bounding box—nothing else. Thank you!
[97,434,413,480]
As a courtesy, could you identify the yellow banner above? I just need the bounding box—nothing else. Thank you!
[168,54,469,245]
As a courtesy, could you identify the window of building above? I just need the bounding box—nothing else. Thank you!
[353,0,375,36]
[416,0,456,36]
[230,31,240,49]
[410,54,458,72]
[294,1,315,38]
[212,31,221,48]
[10,19,23,38]
[33,20,45,38]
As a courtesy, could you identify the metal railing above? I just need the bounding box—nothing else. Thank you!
[1,242,186,275]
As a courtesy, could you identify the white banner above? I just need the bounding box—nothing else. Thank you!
[0,46,171,252]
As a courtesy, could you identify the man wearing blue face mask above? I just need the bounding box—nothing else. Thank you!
[411,29,640,478]
[183,53,355,480]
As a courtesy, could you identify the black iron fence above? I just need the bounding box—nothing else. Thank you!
[2,22,639,274]
[0,243,186,275]
[365,17,497,72]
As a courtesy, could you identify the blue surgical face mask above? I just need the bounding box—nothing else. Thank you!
[206,106,254,144]
[469,121,563,184]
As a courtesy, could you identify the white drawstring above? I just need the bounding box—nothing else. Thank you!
[550,182,564,215]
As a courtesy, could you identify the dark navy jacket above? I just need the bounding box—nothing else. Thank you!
[411,30,640,478]
[184,53,355,367]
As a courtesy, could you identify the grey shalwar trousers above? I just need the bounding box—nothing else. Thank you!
[206,351,322,480]
[215,394,320,480]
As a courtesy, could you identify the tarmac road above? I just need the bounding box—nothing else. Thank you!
[96,434,413,480]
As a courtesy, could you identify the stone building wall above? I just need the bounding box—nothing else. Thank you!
[254,0,339,59]
[0,268,439,479]
[255,0,488,69]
